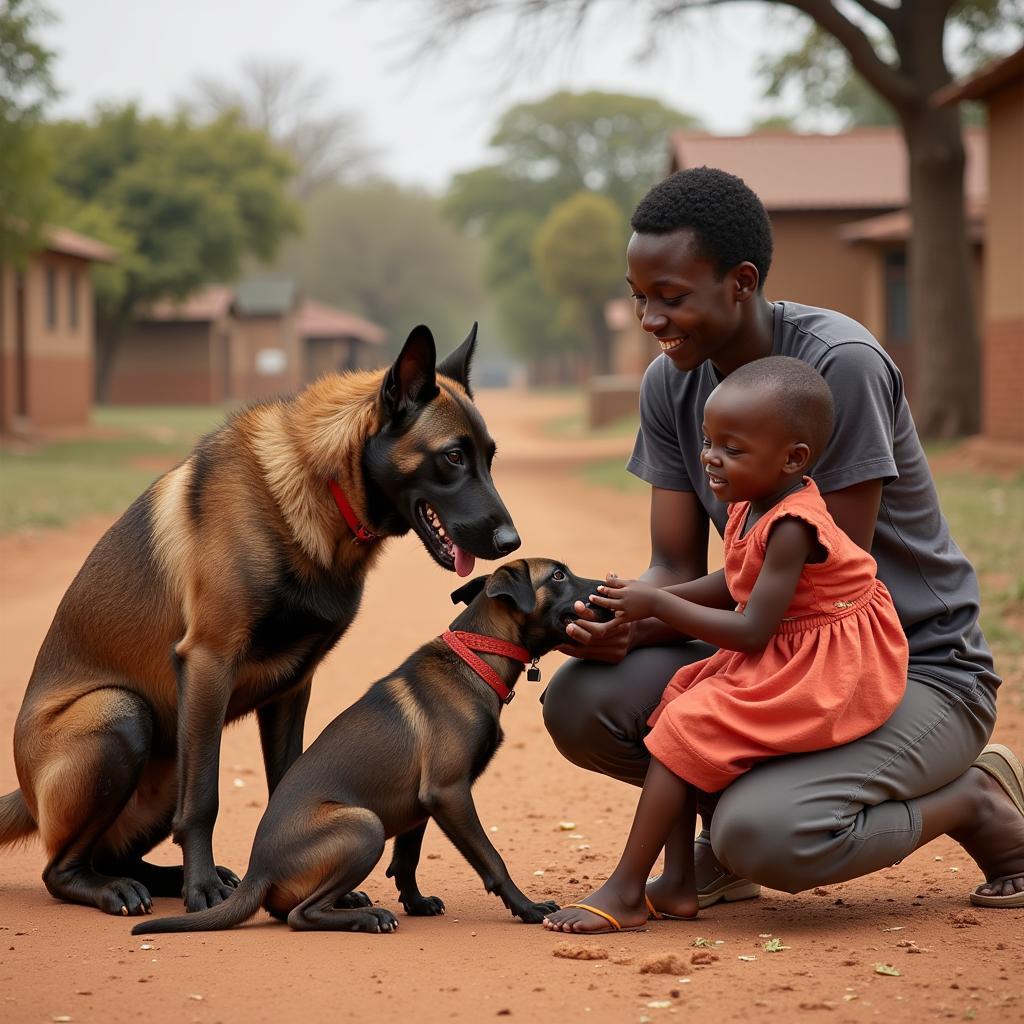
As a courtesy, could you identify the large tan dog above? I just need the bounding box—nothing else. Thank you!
[0,324,519,916]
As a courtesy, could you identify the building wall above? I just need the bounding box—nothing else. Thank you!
[981,80,1024,441]
[107,322,215,404]
[232,313,300,400]
[1,251,93,431]
[765,210,882,322]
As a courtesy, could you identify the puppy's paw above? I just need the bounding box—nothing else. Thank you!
[183,874,235,912]
[215,865,241,888]
[403,894,446,916]
[515,899,560,924]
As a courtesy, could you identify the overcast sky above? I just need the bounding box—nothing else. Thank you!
[42,0,789,192]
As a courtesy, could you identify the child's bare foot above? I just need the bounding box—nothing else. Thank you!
[644,874,699,920]
[543,882,649,934]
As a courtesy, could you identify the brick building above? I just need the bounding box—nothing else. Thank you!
[0,227,116,433]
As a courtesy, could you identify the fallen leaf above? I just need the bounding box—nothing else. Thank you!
[873,963,902,976]
[737,955,757,962]
[763,938,789,952]
[647,1001,673,1009]
[558,822,576,830]
[691,937,715,948]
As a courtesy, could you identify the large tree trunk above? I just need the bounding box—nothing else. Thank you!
[894,3,979,437]
[901,105,980,436]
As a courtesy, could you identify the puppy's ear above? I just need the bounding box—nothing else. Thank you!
[436,322,477,398]
[484,561,536,615]
[450,574,489,606]
[381,325,439,421]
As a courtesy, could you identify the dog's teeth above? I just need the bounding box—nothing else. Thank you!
[438,528,446,538]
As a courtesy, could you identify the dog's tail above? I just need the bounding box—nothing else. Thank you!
[132,874,269,934]
[0,790,37,848]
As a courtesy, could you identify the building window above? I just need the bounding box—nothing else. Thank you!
[884,249,909,345]
[46,266,58,329]
[69,272,79,330]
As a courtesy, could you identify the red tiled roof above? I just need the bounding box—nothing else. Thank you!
[935,47,1024,105]
[840,199,986,244]
[297,298,386,345]
[45,225,117,263]
[669,127,987,210]
[143,285,235,322]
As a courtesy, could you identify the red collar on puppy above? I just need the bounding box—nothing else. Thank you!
[328,478,379,543]
[441,630,531,705]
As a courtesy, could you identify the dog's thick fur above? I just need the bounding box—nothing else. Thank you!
[1,324,520,916]
[132,558,609,934]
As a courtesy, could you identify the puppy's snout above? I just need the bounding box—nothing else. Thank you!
[492,525,521,556]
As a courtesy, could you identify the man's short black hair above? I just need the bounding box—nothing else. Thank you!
[631,167,774,287]
[721,356,835,462]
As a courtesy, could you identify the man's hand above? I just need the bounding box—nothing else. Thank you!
[557,598,634,664]
[589,574,665,622]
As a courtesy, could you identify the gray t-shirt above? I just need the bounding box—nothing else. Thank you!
[627,300,999,706]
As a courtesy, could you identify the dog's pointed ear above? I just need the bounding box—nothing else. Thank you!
[450,574,489,606]
[484,561,536,615]
[381,325,440,420]
[436,322,477,398]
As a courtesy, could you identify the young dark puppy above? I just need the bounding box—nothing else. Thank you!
[133,558,611,934]
[0,324,520,917]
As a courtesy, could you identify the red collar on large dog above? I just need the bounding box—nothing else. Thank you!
[441,630,531,705]
[328,478,379,543]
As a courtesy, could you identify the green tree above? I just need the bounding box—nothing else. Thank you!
[0,0,57,264]
[533,191,626,374]
[419,0,1024,437]
[47,104,301,398]
[272,180,484,352]
[447,90,696,370]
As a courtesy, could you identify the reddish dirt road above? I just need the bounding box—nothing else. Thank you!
[1,390,1021,1024]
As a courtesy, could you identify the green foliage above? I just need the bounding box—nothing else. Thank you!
[757,2,1023,129]
[0,0,57,264]
[272,180,484,353]
[534,191,626,373]
[42,104,301,394]
[534,191,625,304]
[447,90,696,368]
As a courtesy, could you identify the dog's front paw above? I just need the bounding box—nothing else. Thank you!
[403,894,446,916]
[515,899,560,924]
[183,873,235,912]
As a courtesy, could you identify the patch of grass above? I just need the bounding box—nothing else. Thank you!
[542,404,640,441]
[0,405,233,533]
[581,457,647,493]
[929,467,1024,657]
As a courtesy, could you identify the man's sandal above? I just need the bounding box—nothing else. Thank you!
[560,903,648,933]
[644,893,698,922]
[694,830,761,909]
[969,743,1024,909]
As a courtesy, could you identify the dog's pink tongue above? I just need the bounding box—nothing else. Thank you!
[454,545,476,578]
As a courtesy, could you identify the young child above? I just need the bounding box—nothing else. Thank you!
[543,356,910,934]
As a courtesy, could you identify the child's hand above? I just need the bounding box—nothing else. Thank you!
[589,574,664,623]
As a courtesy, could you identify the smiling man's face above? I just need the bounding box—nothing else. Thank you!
[625,228,746,374]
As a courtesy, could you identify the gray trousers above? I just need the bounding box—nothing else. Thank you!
[541,643,996,893]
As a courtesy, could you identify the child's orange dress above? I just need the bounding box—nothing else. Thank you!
[644,478,908,793]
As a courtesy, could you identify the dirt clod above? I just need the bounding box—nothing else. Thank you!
[552,942,608,961]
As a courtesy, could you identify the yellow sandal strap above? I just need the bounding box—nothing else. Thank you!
[566,902,622,931]
[644,894,663,920]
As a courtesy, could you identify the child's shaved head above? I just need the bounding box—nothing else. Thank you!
[719,357,835,462]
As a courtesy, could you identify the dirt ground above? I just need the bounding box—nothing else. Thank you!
[1,389,1021,1024]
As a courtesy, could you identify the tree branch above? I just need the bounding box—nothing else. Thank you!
[776,0,917,108]
[852,0,898,31]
